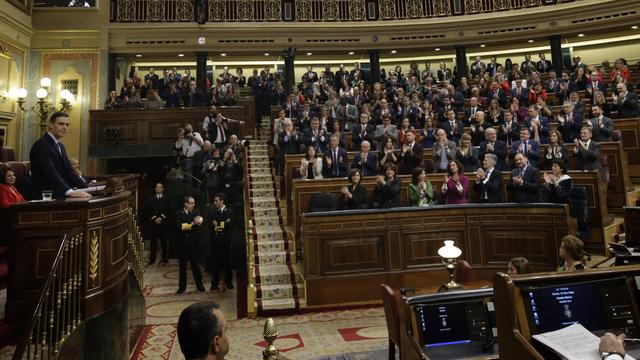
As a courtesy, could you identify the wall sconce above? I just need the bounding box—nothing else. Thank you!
[13,77,75,137]
[437,240,463,292]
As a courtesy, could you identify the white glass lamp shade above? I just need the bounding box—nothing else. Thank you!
[35,88,48,99]
[40,77,52,88]
[60,89,74,101]
[15,88,28,99]
[438,240,462,259]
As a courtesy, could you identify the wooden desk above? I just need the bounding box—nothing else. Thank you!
[293,170,607,253]
[302,203,575,306]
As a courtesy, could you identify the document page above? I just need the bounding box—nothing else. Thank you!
[532,323,635,360]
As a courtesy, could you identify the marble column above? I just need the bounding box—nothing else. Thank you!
[549,35,563,76]
[195,52,208,95]
[368,50,380,84]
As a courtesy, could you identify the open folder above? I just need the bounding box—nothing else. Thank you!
[532,323,635,360]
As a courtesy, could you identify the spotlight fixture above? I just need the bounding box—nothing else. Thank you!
[264,53,270,56]
[434,48,441,51]
[577,33,585,37]
[348,51,354,55]
[221,53,227,56]
[306,52,312,56]
[632,25,639,30]
[528,39,534,43]
[178,53,184,57]
[390,50,397,54]
[135,54,142,57]
[480,44,486,48]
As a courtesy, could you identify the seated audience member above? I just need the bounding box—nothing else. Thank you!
[351,140,378,177]
[177,301,229,360]
[506,257,533,275]
[456,133,479,172]
[473,153,502,203]
[341,169,368,210]
[144,89,163,109]
[69,157,89,186]
[299,146,323,180]
[508,153,540,203]
[441,108,464,144]
[124,85,141,109]
[409,167,434,207]
[556,102,583,143]
[329,120,346,149]
[183,80,206,107]
[523,106,550,144]
[469,111,490,146]
[163,81,182,108]
[304,117,329,154]
[588,105,614,142]
[0,165,26,208]
[433,128,457,173]
[398,130,423,175]
[378,137,399,168]
[371,163,402,208]
[421,117,437,149]
[277,119,301,175]
[573,127,602,171]
[512,128,540,169]
[542,129,568,171]
[509,97,527,123]
[374,114,398,150]
[543,159,572,204]
[440,159,468,205]
[612,83,639,118]
[103,90,123,109]
[558,235,589,271]
[481,127,509,171]
[323,134,349,178]
[351,113,375,151]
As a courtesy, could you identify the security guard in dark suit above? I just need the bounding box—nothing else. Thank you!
[147,182,170,265]
[206,193,233,292]
[176,195,205,294]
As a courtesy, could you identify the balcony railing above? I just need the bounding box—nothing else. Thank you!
[111,0,574,23]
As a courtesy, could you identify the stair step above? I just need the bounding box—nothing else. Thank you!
[255,239,289,252]
[256,297,299,311]
[256,283,304,300]
[255,250,292,265]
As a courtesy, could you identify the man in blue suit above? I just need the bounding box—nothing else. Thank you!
[323,135,349,178]
[351,141,378,177]
[557,102,584,143]
[512,128,540,169]
[29,112,91,200]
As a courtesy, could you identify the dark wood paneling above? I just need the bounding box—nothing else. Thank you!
[7,192,133,324]
[302,204,575,306]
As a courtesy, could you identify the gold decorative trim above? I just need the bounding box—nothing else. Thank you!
[89,230,99,286]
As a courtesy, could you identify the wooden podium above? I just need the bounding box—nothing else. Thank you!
[6,190,132,323]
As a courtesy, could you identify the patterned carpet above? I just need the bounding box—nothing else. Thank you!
[132,259,390,359]
[248,120,303,314]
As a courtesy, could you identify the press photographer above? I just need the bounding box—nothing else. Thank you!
[174,122,203,182]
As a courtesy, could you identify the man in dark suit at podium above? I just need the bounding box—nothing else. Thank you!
[29,112,91,200]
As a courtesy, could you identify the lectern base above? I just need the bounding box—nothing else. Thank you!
[437,282,464,293]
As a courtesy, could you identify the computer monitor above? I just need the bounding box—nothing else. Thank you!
[410,288,496,348]
[521,276,639,336]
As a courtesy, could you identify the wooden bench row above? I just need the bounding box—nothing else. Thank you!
[284,140,636,218]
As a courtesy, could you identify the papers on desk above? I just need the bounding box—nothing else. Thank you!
[75,185,106,193]
[532,323,635,360]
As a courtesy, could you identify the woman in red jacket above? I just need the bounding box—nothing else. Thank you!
[0,165,25,208]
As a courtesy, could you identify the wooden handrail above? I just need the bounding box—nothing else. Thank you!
[13,231,85,360]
